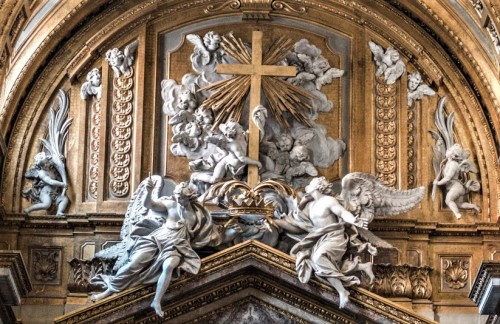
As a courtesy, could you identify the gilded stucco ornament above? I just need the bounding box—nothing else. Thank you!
[273,174,425,308]
[407,71,435,106]
[431,97,481,220]
[369,41,406,85]
[90,175,241,317]
[22,90,72,216]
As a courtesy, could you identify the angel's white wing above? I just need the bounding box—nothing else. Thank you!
[124,40,139,68]
[341,172,425,224]
[186,34,210,65]
[460,159,478,174]
[368,41,384,65]
[385,61,406,84]
[416,84,436,97]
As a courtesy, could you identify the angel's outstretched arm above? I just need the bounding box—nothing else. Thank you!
[142,179,168,212]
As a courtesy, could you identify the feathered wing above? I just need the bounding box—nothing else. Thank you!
[341,172,425,223]
[124,40,139,68]
[186,34,210,65]
[416,84,436,97]
[460,159,478,174]
[356,227,394,249]
[368,41,384,67]
[40,90,72,186]
[94,175,167,271]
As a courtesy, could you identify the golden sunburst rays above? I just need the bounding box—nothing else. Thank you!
[198,33,314,129]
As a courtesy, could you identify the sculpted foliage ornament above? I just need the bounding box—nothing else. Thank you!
[430,97,481,219]
[22,90,72,215]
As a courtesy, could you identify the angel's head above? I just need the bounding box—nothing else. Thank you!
[185,121,201,137]
[290,145,310,162]
[34,152,50,167]
[305,176,333,195]
[220,120,242,139]
[276,133,293,152]
[387,48,400,63]
[86,68,101,87]
[408,71,422,91]
[178,90,197,112]
[203,31,221,52]
[446,143,469,161]
[105,48,125,68]
[195,107,213,126]
[173,181,198,201]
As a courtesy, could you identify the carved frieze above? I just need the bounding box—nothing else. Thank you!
[106,40,138,198]
[29,247,62,285]
[81,68,102,200]
[204,0,306,20]
[367,264,432,299]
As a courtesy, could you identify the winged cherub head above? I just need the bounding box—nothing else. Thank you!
[105,48,125,69]
[408,71,422,91]
[203,31,221,52]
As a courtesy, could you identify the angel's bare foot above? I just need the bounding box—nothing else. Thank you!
[338,289,350,309]
[455,213,462,220]
[151,300,164,318]
[91,289,112,302]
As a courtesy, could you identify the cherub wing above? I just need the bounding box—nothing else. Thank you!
[40,90,72,186]
[429,97,455,177]
[315,67,344,90]
[416,84,436,97]
[385,61,406,85]
[368,41,384,65]
[341,172,425,224]
[124,40,139,68]
[94,175,166,271]
[186,34,210,65]
[460,159,478,174]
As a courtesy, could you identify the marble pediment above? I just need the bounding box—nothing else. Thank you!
[55,240,436,324]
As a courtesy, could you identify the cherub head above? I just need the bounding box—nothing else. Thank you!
[87,68,101,87]
[34,152,49,166]
[446,143,469,161]
[220,120,242,139]
[290,145,310,162]
[185,121,202,137]
[387,48,400,63]
[178,90,197,112]
[105,48,125,68]
[305,176,334,195]
[203,31,221,52]
[276,133,293,152]
[408,71,422,91]
[195,107,214,126]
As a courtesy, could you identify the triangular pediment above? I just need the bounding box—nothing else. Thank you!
[55,241,436,323]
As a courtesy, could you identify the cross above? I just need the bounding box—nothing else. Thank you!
[216,31,297,187]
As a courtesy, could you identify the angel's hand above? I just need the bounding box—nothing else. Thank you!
[146,178,156,191]
[355,217,369,229]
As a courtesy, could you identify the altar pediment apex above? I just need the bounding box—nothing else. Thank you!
[56,240,436,323]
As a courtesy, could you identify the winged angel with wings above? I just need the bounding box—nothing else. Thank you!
[273,173,424,308]
[430,97,480,219]
[368,41,406,85]
[90,175,241,317]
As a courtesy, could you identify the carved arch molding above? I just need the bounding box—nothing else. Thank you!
[0,0,498,222]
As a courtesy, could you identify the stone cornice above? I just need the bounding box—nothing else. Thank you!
[0,250,32,305]
[56,240,436,324]
[469,261,500,314]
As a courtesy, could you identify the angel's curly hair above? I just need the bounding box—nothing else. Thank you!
[308,176,334,195]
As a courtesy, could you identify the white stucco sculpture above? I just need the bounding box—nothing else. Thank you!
[407,71,435,106]
[273,174,425,308]
[369,41,406,84]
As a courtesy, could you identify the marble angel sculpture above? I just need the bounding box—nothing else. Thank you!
[430,97,480,219]
[190,120,262,191]
[90,175,241,317]
[80,68,102,100]
[22,90,72,216]
[105,39,139,77]
[273,174,425,308]
[368,41,406,84]
[407,71,435,106]
[187,31,225,67]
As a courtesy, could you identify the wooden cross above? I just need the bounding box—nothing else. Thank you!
[216,31,297,187]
